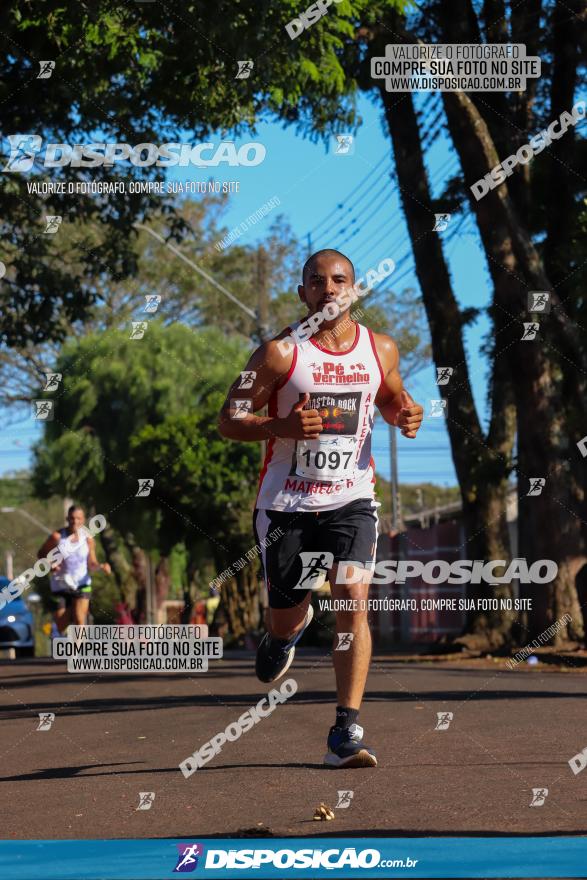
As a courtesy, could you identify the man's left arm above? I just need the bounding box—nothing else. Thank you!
[373,333,424,439]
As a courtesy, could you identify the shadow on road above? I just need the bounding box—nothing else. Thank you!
[1,756,569,784]
[0,760,144,781]
[158,828,587,839]
[0,685,585,721]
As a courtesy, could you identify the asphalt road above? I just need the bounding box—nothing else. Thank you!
[1,652,586,839]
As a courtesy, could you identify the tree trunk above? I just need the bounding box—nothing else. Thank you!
[439,87,585,642]
[123,532,148,622]
[99,526,136,607]
[211,563,261,645]
[376,78,516,648]
[155,555,171,610]
[543,0,584,284]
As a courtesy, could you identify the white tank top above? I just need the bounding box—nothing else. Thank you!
[50,527,91,592]
[255,322,384,512]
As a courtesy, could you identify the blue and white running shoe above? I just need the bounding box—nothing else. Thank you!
[324,723,377,768]
[255,604,314,683]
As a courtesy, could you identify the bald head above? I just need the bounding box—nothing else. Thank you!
[302,249,355,285]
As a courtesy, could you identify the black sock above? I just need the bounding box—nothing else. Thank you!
[335,706,359,730]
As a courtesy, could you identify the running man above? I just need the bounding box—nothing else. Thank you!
[37,505,111,633]
[218,249,423,767]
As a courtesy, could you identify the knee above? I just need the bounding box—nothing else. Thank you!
[333,590,369,631]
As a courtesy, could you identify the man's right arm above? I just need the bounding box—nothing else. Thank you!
[218,338,323,442]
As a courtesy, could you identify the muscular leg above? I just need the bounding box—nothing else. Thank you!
[71,597,90,627]
[54,606,70,634]
[266,592,312,640]
[329,564,372,709]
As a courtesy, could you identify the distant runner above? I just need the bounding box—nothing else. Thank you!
[37,505,111,633]
[219,249,423,767]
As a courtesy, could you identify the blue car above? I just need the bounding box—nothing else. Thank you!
[0,576,35,657]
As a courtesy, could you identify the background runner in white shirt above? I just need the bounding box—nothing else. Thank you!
[37,504,112,633]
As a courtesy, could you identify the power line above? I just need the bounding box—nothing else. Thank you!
[306,154,391,239]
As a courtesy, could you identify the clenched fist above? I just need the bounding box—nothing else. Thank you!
[273,393,324,440]
[395,390,423,439]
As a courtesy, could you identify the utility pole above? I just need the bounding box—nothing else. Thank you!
[256,245,270,344]
[256,246,270,463]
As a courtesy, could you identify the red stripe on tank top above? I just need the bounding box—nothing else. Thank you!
[367,328,385,388]
[255,344,297,501]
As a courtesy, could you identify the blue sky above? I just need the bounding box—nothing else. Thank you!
[1,93,493,487]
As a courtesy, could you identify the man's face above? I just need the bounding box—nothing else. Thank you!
[299,254,354,323]
[67,509,85,531]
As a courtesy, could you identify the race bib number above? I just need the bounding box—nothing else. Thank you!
[295,436,357,481]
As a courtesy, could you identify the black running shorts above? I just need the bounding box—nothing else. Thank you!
[253,498,378,609]
[50,587,92,610]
